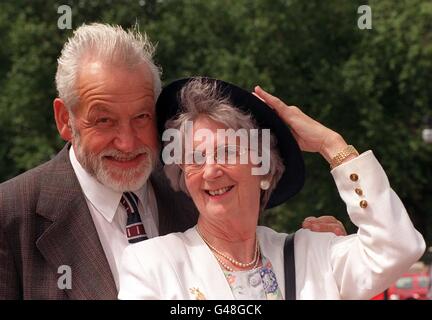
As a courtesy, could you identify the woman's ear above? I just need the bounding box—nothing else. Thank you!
[53,98,73,141]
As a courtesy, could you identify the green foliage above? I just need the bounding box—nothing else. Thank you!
[0,0,430,244]
[340,0,432,241]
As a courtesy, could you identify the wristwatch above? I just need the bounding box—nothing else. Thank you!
[330,145,359,169]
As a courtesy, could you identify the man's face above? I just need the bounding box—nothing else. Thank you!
[70,61,159,192]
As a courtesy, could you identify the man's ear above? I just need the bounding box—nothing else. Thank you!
[53,98,73,141]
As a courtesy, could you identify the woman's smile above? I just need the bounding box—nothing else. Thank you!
[204,185,235,200]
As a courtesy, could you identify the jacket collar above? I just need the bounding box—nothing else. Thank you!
[183,227,235,299]
[35,143,117,299]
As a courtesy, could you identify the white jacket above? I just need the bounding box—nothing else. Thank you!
[118,151,425,300]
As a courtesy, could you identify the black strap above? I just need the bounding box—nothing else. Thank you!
[283,233,296,300]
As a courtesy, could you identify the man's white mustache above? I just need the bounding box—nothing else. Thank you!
[100,148,149,161]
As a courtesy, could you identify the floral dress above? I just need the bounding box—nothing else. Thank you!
[223,255,283,300]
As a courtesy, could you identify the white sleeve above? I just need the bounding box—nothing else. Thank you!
[329,150,425,299]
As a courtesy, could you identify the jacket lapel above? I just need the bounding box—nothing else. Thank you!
[35,144,117,299]
[257,226,287,299]
[184,227,235,299]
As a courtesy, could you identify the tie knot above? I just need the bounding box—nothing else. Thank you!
[121,192,148,243]
[120,192,140,214]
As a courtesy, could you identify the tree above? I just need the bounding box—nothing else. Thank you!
[341,0,432,243]
[0,0,430,244]
[0,0,159,179]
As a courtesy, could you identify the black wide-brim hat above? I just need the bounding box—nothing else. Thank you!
[156,77,305,209]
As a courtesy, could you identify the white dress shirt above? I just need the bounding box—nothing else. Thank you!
[118,151,425,299]
[69,147,159,289]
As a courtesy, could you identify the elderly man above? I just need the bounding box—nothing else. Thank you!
[0,23,200,299]
[0,23,345,299]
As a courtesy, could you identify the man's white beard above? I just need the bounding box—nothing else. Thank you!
[72,129,156,192]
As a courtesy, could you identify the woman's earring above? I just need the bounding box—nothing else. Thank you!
[260,180,270,190]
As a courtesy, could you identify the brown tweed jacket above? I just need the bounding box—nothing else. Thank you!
[0,144,198,299]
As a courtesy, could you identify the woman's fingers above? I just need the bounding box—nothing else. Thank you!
[254,86,290,112]
[253,86,300,129]
[302,215,347,236]
[253,86,344,156]
[251,92,266,103]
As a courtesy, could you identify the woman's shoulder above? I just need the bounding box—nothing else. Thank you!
[256,225,286,242]
[256,225,342,250]
[119,228,199,299]
[123,227,197,262]
[127,228,195,251]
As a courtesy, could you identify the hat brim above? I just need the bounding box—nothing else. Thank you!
[156,77,305,209]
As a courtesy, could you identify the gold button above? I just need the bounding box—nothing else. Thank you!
[350,173,359,181]
[360,200,368,208]
[355,188,363,196]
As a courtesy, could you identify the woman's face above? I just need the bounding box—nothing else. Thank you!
[183,116,262,223]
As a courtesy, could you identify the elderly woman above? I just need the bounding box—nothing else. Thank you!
[118,77,425,300]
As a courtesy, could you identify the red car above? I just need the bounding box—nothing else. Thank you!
[387,273,430,300]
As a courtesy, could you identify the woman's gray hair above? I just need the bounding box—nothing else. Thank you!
[55,23,162,111]
[163,78,285,212]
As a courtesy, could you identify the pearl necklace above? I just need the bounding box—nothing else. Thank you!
[197,226,261,272]
[212,249,261,272]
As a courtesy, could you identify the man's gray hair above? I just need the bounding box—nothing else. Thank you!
[163,78,285,212]
[55,23,162,111]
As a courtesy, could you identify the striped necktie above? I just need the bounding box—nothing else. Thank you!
[120,192,148,243]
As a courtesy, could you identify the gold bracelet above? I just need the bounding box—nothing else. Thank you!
[330,145,359,169]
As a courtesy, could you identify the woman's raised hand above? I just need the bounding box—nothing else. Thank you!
[253,86,349,164]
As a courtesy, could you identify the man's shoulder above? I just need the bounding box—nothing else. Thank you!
[0,148,66,192]
[0,146,71,218]
[150,168,199,234]
[0,160,51,227]
[149,167,174,192]
[150,168,193,205]
[1,159,51,191]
